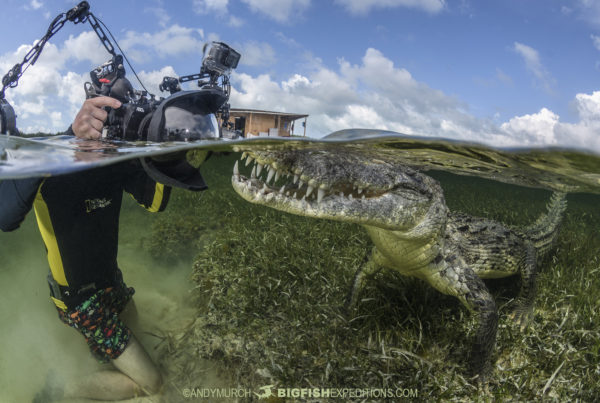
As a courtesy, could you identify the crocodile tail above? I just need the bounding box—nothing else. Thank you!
[525,192,567,256]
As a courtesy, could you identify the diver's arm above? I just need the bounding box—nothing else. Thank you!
[124,154,209,212]
[123,160,172,213]
[0,178,43,231]
[140,156,209,192]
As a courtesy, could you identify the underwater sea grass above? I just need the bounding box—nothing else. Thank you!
[155,153,600,402]
[144,151,235,262]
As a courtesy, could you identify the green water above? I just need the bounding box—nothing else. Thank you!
[1,143,600,401]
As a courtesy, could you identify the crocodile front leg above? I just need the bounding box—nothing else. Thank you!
[344,250,382,312]
[426,253,498,380]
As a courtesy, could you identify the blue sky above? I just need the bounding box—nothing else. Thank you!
[1,0,600,151]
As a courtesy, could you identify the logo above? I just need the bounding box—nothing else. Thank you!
[85,198,111,213]
[254,385,275,400]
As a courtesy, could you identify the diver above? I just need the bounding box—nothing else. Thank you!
[0,95,208,401]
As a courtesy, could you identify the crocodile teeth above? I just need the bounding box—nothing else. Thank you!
[245,156,254,166]
[274,170,281,182]
[317,188,325,204]
[293,174,299,184]
[358,187,363,194]
[233,160,239,177]
[256,163,264,177]
[306,185,314,197]
[266,169,275,184]
[298,180,304,188]
[251,165,257,179]
[279,185,286,194]
[241,152,248,160]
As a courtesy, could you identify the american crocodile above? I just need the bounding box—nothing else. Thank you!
[230,147,567,379]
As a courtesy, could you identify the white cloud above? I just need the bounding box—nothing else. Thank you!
[513,42,555,94]
[16,98,47,119]
[230,48,491,140]
[193,0,244,27]
[335,0,446,15]
[496,68,513,86]
[30,0,43,10]
[229,46,600,152]
[228,15,245,27]
[193,0,229,15]
[575,0,600,27]
[236,41,276,67]
[499,91,600,151]
[145,6,171,28]
[500,108,559,145]
[63,31,111,66]
[57,71,88,107]
[592,34,600,51]
[120,25,205,63]
[573,91,600,121]
[136,66,180,96]
[241,0,311,22]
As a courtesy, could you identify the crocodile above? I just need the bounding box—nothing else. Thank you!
[230,147,567,379]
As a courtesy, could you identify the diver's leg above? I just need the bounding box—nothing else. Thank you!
[62,369,140,400]
[426,255,498,381]
[54,285,162,400]
[510,241,537,329]
[111,334,163,394]
[344,251,382,312]
[61,335,162,400]
[120,298,141,330]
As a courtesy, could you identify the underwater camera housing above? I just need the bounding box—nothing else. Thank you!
[86,41,240,142]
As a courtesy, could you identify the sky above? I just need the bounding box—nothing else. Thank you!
[1,0,600,151]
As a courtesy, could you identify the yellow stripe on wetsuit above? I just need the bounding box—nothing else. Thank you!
[33,186,69,310]
[147,183,166,212]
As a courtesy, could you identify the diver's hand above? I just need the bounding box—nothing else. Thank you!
[72,96,121,140]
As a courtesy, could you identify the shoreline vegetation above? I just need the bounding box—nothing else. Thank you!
[149,153,599,401]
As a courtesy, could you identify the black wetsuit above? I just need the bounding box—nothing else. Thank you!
[0,160,173,309]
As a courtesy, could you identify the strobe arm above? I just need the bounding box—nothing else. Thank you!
[0,1,95,101]
[66,1,90,23]
[158,74,209,95]
[0,1,119,134]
